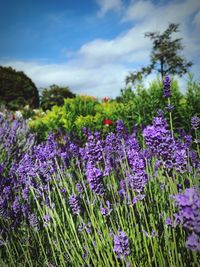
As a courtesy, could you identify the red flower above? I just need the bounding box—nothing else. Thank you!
[103,97,110,102]
[103,119,113,126]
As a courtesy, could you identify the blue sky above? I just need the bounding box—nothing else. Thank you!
[0,0,200,98]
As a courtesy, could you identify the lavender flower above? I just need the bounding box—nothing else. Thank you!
[85,222,92,234]
[104,132,119,174]
[143,113,190,173]
[113,231,130,259]
[128,171,147,193]
[69,143,80,158]
[142,229,158,238]
[165,217,172,226]
[116,120,125,139]
[100,200,112,216]
[183,135,192,148]
[132,194,145,206]
[186,233,200,252]
[173,188,200,251]
[165,104,174,112]
[82,132,104,164]
[43,214,51,227]
[82,245,89,260]
[163,75,172,98]
[191,116,200,130]
[86,162,104,195]
[156,109,164,117]
[69,194,81,215]
[172,148,187,173]
[60,188,67,194]
[78,223,86,232]
[118,180,128,197]
[76,183,83,194]
[28,213,39,231]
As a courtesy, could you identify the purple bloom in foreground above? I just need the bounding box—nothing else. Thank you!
[165,217,172,226]
[116,120,125,139]
[165,104,174,112]
[28,213,39,231]
[163,75,172,98]
[43,214,51,222]
[100,207,107,216]
[191,116,200,130]
[173,188,200,251]
[132,194,145,206]
[100,200,112,216]
[128,170,147,193]
[186,233,200,252]
[76,183,83,194]
[184,135,192,148]
[69,194,81,215]
[43,214,51,227]
[113,231,130,259]
[86,162,104,195]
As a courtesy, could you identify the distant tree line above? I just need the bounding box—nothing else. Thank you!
[0,66,39,110]
[0,66,75,111]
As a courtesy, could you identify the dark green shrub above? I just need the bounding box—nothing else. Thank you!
[40,84,76,111]
[0,66,39,110]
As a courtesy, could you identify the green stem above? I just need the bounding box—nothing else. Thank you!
[168,98,174,139]
[195,129,199,156]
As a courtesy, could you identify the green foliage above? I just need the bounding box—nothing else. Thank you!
[0,66,39,110]
[115,78,184,131]
[40,84,76,111]
[64,95,98,117]
[30,77,200,142]
[30,95,122,140]
[75,114,100,133]
[29,105,65,141]
[179,74,200,132]
[115,86,135,103]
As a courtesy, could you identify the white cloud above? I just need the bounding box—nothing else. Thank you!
[78,0,200,67]
[123,0,200,23]
[123,0,154,21]
[193,9,200,29]
[77,25,151,66]
[96,0,123,16]
[0,60,129,98]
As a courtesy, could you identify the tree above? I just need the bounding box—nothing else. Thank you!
[126,23,193,84]
[0,66,39,110]
[40,84,76,111]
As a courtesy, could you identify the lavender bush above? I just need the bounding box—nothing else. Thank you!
[0,78,200,267]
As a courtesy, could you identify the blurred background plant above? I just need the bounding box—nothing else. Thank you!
[1,66,200,143]
[40,84,76,111]
[0,66,39,110]
[26,75,200,142]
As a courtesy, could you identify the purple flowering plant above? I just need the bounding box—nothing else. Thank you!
[0,87,200,267]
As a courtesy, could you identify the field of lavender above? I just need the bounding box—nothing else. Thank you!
[0,77,200,267]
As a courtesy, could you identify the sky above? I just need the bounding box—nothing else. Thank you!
[0,0,200,98]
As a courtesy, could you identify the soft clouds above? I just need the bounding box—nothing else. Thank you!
[1,0,200,98]
[123,0,154,21]
[96,0,123,16]
[193,9,200,29]
[75,0,200,79]
[77,25,152,65]
[123,0,200,23]
[0,60,129,98]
